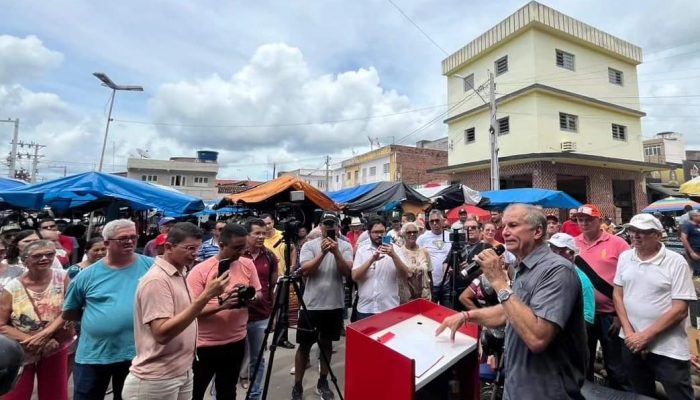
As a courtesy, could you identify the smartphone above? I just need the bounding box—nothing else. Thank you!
[217,258,233,277]
[382,235,392,245]
[326,229,336,240]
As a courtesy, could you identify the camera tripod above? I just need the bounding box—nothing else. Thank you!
[437,228,467,310]
[245,231,343,400]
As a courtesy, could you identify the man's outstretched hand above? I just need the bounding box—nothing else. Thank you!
[435,313,465,342]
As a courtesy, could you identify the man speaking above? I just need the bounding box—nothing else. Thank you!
[437,204,587,399]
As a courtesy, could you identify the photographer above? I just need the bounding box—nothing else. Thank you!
[441,219,489,310]
[292,212,352,400]
[186,223,262,400]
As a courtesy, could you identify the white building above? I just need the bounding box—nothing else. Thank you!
[278,168,330,191]
[126,151,219,200]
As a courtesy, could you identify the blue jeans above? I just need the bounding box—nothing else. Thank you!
[73,361,131,400]
[247,318,269,400]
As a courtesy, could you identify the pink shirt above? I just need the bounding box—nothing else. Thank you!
[187,256,262,348]
[575,231,629,314]
[130,257,196,379]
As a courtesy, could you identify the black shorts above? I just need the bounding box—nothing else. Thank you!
[296,308,344,344]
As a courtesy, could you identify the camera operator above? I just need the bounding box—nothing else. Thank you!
[123,222,230,399]
[292,212,352,400]
[441,219,488,310]
[352,218,411,320]
[186,223,262,400]
[437,204,587,400]
[241,218,279,400]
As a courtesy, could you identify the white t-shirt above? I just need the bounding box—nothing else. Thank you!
[614,245,697,360]
[416,231,451,286]
[352,241,406,314]
[299,237,353,310]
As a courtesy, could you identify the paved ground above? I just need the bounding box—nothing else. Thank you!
[50,328,347,400]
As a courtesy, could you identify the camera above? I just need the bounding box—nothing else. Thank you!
[448,228,466,249]
[276,202,303,242]
[219,284,256,308]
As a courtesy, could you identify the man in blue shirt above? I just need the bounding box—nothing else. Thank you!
[196,220,225,262]
[681,210,700,276]
[63,219,153,400]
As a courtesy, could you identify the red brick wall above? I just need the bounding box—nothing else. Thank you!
[452,161,648,218]
[395,147,449,186]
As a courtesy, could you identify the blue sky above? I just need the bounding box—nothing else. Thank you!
[1,0,699,181]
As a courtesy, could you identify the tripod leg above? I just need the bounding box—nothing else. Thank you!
[245,276,288,400]
[290,279,344,400]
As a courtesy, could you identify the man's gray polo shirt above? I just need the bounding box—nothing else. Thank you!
[503,243,587,400]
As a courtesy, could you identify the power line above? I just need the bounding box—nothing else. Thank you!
[386,0,448,56]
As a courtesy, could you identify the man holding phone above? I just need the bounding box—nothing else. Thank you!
[186,223,262,400]
[293,212,353,400]
[352,218,411,321]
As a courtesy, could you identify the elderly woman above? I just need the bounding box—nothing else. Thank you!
[481,222,502,247]
[0,240,72,400]
[398,222,433,303]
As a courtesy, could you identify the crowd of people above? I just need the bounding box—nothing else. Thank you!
[0,202,698,400]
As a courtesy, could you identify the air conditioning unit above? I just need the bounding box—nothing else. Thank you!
[560,141,577,152]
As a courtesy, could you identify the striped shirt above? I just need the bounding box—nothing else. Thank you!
[197,237,219,262]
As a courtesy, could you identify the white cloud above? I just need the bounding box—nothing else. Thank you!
[0,35,63,83]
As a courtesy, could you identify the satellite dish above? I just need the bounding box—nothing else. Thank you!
[135,148,150,159]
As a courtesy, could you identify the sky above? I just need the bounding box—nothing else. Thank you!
[1,0,699,182]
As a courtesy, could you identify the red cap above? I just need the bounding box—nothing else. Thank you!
[155,233,167,246]
[575,204,602,218]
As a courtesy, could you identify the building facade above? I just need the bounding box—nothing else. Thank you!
[432,1,668,220]
[340,144,448,189]
[126,151,219,200]
[643,132,686,200]
[277,168,330,191]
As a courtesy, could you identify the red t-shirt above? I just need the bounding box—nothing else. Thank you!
[241,248,278,322]
[561,220,582,237]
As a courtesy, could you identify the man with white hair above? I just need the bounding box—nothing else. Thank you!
[614,214,696,399]
[63,219,154,400]
[548,233,595,325]
[417,209,452,306]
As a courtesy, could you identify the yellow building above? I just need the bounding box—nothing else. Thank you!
[431,1,668,220]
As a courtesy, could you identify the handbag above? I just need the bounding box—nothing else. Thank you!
[21,281,75,347]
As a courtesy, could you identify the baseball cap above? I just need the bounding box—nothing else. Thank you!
[574,204,602,218]
[349,217,362,226]
[0,223,21,234]
[548,233,578,253]
[459,208,467,214]
[155,233,167,246]
[546,214,559,222]
[320,212,339,225]
[158,217,176,226]
[624,214,663,232]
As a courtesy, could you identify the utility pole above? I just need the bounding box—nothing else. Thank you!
[325,155,330,191]
[17,141,46,183]
[488,71,500,190]
[272,163,276,180]
[2,118,19,178]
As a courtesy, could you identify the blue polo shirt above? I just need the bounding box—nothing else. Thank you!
[682,221,700,251]
[64,254,153,364]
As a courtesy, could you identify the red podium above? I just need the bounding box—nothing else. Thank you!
[345,299,480,400]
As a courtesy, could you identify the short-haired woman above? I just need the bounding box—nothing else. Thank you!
[398,222,433,303]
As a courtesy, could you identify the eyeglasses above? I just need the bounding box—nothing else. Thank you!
[175,244,199,252]
[465,226,479,230]
[405,231,418,235]
[628,229,657,236]
[40,224,58,230]
[429,219,441,224]
[108,235,139,244]
[29,252,56,260]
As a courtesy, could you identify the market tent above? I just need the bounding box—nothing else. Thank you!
[342,182,429,214]
[0,177,26,191]
[681,177,700,196]
[0,172,205,215]
[327,183,379,205]
[642,196,700,213]
[428,184,484,210]
[446,204,491,223]
[219,175,338,211]
[479,188,581,209]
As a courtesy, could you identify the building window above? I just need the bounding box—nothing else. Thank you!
[170,175,186,186]
[497,117,510,136]
[383,163,390,174]
[141,175,157,182]
[193,177,209,184]
[464,127,476,143]
[559,113,578,132]
[495,56,508,76]
[369,166,376,176]
[644,145,662,156]
[335,175,339,183]
[555,50,575,71]
[612,124,627,141]
[462,73,475,91]
[354,171,359,181]
[608,68,623,85]
[347,172,351,180]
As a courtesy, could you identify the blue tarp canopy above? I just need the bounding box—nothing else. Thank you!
[0,177,27,191]
[0,172,205,215]
[480,188,582,209]
[327,183,379,205]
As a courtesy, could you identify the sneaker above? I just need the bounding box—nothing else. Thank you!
[291,384,303,400]
[278,339,296,349]
[316,379,334,400]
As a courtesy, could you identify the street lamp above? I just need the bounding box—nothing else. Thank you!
[93,72,143,172]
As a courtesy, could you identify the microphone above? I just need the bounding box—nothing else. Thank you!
[460,244,506,280]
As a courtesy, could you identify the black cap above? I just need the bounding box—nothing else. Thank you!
[320,212,339,225]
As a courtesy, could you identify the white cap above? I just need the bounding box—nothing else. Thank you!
[624,213,663,231]
[548,233,578,253]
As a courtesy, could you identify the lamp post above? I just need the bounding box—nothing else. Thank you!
[93,73,143,172]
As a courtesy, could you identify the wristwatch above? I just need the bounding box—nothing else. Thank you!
[497,288,514,303]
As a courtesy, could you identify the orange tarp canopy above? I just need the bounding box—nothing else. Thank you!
[222,175,339,211]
